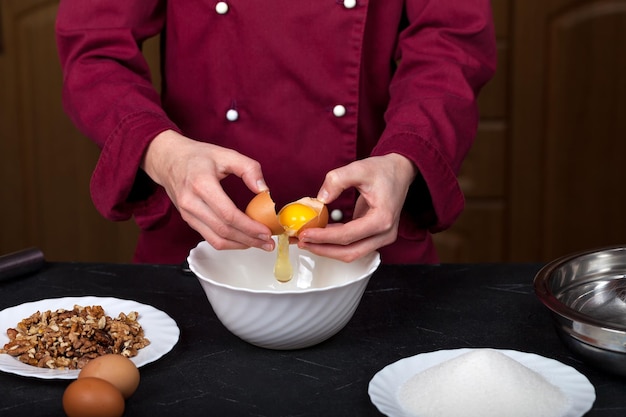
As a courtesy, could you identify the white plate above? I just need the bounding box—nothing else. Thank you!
[0,296,180,379]
[368,348,595,417]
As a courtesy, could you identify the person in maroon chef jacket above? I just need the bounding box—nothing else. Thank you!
[55,1,497,265]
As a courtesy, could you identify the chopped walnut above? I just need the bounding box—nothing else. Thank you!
[0,304,150,370]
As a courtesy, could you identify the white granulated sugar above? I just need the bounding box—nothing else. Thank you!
[398,349,569,417]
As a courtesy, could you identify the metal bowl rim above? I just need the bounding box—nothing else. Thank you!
[534,245,626,333]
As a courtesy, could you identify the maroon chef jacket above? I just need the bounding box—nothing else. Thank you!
[55,0,497,265]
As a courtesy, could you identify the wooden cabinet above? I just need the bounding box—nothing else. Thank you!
[433,0,510,262]
[1,0,624,263]
[0,0,139,262]
[435,0,626,263]
[508,0,626,262]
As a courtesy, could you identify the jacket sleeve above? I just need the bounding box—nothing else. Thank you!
[371,0,497,233]
[55,0,179,225]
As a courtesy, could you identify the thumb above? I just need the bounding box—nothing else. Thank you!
[316,166,352,204]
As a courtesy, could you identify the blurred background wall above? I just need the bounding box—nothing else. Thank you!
[1,0,624,263]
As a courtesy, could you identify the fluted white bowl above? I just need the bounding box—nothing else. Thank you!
[187,239,381,350]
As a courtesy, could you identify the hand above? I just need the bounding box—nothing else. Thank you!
[141,130,275,251]
[297,153,417,262]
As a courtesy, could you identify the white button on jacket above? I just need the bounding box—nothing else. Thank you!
[215,2,229,14]
[330,209,344,222]
[226,109,239,121]
[332,105,346,118]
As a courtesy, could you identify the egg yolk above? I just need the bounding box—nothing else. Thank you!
[278,203,318,233]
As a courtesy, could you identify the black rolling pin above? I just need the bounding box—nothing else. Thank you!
[0,247,46,282]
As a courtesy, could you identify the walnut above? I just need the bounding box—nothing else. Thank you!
[0,304,150,369]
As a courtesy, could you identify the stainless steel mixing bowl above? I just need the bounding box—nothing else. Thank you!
[534,245,626,376]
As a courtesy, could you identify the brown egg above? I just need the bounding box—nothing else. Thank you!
[79,354,140,399]
[278,197,329,236]
[63,377,125,417]
[244,191,284,235]
[246,192,328,237]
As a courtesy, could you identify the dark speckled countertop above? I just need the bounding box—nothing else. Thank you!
[1,262,624,416]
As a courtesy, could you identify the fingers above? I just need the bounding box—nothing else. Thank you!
[192,149,275,250]
[298,206,397,263]
[298,224,396,263]
[216,149,269,194]
[307,154,417,262]
[316,161,366,204]
[145,132,275,251]
[177,182,274,251]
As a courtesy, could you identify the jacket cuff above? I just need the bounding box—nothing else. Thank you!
[371,131,464,232]
[90,111,180,225]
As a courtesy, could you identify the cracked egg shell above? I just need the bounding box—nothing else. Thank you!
[278,197,329,237]
[245,191,284,235]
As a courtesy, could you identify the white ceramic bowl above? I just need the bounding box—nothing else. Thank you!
[187,239,381,350]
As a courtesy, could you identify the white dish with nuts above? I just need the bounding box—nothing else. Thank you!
[0,296,179,379]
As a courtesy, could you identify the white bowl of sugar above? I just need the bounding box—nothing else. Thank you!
[369,348,595,417]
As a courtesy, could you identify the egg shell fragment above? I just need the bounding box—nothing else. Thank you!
[245,191,284,235]
[279,197,329,236]
[78,354,140,399]
[63,377,125,417]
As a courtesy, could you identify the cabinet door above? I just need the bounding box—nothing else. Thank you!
[509,0,626,261]
[433,0,510,262]
[0,0,139,262]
